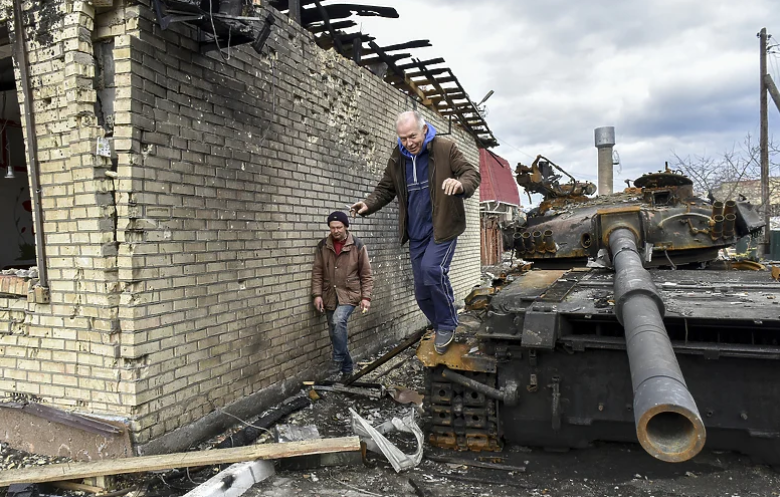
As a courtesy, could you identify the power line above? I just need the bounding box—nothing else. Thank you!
[490,133,536,161]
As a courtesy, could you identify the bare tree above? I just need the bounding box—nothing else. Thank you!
[674,135,780,211]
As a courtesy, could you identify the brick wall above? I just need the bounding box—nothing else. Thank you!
[0,0,482,451]
[0,0,129,423]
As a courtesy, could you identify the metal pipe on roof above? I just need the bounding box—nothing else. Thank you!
[595,126,616,196]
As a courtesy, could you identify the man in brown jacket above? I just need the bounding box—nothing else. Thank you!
[311,211,373,377]
[351,110,480,354]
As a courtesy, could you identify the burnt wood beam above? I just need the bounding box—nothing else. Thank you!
[301,4,399,25]
[358,52,410,66]
[411,59,484,144]
[366,40,403,76]
[397,57,444,70]
[378,39,431,52]
[308,20,356,33]
[351,34,362,62]
[288,0,301,24]
[268,0,318,10]
[313,0,345,56]
[405,67,448,78]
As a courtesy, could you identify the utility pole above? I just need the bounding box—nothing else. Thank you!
[760,27,770,252]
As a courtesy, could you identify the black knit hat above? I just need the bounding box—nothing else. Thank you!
[327,211,349,228]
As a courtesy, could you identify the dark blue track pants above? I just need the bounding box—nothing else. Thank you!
[409,236,458,332]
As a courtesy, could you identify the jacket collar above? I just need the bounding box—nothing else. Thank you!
[325,232,354,251]
[390,136,437,165]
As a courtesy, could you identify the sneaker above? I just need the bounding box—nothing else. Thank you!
[327,361,342,376]
[333,371,351,383]
[434,329,454,355]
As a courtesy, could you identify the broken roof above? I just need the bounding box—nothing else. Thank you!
[152,0,498,148]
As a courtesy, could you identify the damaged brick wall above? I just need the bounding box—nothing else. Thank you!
[122,1,481,450]
[0,0,137,435]
[0,0,482,453]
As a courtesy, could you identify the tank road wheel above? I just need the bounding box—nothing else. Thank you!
[423,365,503,452]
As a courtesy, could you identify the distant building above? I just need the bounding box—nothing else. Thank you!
[479,149,521,218]
[712,178,780,217]
[479,150,521,265]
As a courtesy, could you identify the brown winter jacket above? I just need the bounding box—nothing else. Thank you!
[362,136,480,244]
[311,233,373,310]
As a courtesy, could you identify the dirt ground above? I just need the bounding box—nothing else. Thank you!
[247,344,780,497]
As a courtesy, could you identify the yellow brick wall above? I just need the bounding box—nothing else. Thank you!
[0,0,139,416]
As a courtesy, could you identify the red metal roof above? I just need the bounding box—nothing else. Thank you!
[479,149,521,206]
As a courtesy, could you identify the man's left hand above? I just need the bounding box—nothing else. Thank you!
[360,299,371,313]
[442,178,463,195]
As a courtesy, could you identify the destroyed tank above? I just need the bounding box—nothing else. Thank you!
[416,156,780,464]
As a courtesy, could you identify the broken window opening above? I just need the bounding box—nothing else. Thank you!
[0,53,35,272]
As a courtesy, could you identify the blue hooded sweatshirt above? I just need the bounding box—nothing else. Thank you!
[399,124,437,242]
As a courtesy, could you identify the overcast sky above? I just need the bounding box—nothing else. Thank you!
[349,0,780,198]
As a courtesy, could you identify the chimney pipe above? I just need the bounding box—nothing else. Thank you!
[595,126,616,196]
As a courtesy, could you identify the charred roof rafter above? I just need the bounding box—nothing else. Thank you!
[150,0,497,147]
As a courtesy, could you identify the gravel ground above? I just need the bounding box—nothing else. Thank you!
[2,340,778,497]
[248,343,780,497]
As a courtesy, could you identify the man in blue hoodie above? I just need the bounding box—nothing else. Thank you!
[351,111,481,354]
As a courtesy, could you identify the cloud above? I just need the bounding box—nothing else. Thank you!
[350,0,780,193]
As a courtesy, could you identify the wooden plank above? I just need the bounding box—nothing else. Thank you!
[0,437,361,487]
[50,482,104,493]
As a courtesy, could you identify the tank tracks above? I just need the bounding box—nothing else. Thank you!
[424,365,502,451]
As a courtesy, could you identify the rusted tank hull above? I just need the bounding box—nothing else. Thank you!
[499,347,780,465]
[418,268,780,464]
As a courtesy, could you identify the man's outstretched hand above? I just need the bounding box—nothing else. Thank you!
[350,201,368,217]
[442,178,463,195]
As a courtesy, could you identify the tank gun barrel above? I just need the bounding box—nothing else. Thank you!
[608,228,706,462]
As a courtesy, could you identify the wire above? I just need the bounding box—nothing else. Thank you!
[664,249,677,270]
[217,407,275,436]
[208,0,230,62]
[490,132,536,161]
[769,52,780,90]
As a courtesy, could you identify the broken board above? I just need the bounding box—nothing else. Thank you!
[0,437,361,487]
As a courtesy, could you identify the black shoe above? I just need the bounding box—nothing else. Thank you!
[434,329,454,355]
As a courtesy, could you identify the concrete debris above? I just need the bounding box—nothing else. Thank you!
[181,461,274,497]
[275,424,320,443]
[350,408,423,473]
[387,386,423,407]
[0,267,38,279]
[6,483,39,497]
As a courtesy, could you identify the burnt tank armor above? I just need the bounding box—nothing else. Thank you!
[417,157,779,464]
